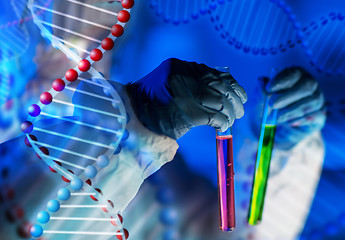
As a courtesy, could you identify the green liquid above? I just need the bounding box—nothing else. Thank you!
[248,125,276,225]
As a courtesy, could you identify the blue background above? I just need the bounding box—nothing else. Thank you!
[1,0,345,239]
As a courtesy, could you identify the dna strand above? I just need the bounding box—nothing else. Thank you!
[209,0,304,55]
[302,12,345,76]
[20,0,135,239]
[149,0,217,25]
[150,0,345,76]
[0,0,53,29]
[29,0,132,60]
[0,138,122,239]
[0,68,22,144]
[0,0,31,62]
[0,68,12,106]
[125,169,179,239]
[0,141,29,238]
[0,154,53,239]
[30,180,129,239]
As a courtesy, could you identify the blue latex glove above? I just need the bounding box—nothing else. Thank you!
[127,58,247,139]
[266,67,326,149]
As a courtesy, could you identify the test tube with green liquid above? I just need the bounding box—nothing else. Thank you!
[248,69,278,225]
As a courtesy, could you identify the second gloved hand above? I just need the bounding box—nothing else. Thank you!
[127,58,247,139]
[266,67,326,150]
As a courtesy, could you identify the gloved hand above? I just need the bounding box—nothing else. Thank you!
[126,58,247,139]
[265,67,326,150]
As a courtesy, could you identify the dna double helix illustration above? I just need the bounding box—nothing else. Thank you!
[302,12,345,76]
[152,0,345,76]
[19,0,135,239]
[0,147,52,239]
[0,68,21,144]
[210,1,345,76]
[210,0,303,55]
[0,0,31,63]
[0,68,12,106]
[149,0,217,25]
[0,0,53,30]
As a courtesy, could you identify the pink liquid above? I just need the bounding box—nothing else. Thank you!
[216,135,236,231]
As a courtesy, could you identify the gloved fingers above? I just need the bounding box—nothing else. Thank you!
[269,77,319,109]
[206,109,233,132]
[188,103,233,132]
[224,90,245,118]
[217,72,248,104]
[285,107,327,129]
[291,119,325,135]
[277,90,325,123]
[266,67,302,93]
[199,90,240,120]
[275,124,308,148]
[216,72,237,85]
[200,87,244,119]
[229,81,248,104]
[208,75,247,104]
[275,117,324,147]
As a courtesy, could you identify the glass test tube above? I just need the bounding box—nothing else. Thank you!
[248,70,278,225]
[214,66,236,231]
[216,127,236,231]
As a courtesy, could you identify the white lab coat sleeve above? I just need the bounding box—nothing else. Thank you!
[93,83,179,212]
[254,131,325,240]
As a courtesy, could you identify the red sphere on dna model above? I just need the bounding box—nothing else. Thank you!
[78,59,91,72]
[90,188,103,201]
[116,228,129,240]
[36,147,49,160]
[110,214,124,226]
[40,92,53,105]
[61,170,75,182]
[65,69,78,82]
[21,121,33,133]
[101,200,114,213]
[90,49,103,61]
[121,0,134,9]
[118,10,130,23]
[101,38,114,50]
[17,221,35,238]
[111,24,124,37]
[52,79,65,91]
[49,161,62,173]
[17,221,33,238]
[25,135,37,147]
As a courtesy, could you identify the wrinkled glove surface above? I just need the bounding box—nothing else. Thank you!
[127,58,247,139]
[266,67,326,149]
